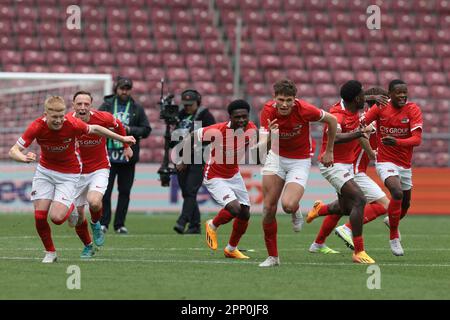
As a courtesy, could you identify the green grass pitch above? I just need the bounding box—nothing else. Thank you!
[0,213,449,300]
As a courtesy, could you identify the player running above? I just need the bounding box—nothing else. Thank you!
[8,96,136,263]
[258,79,338,267]
[67,91,133,258]
[178,99,268,259]
[361,79,423,256]
[307,87,391,253]
[308,80,377,264]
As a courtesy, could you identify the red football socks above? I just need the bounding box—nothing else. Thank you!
[212,208,234,227]
[75,219,92,246]
[318,204,330,216]
[345,202,387,229]
[228,217,249,247]
[35,210,55,252]
[90,207,103,224]
[315,214,341,244]
[388,199,402,240]
[353,235,364,254]
[263,220,278,257]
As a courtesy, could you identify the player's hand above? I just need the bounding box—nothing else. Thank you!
[123,136,136,146]
[382,135,397,146]
[367,149,376,160]
[176,163,187,172]
[267,118,279,136]
[321,151,334,167]
[123,146,133,161]
[24,152,36,163]
[373,95,389,107]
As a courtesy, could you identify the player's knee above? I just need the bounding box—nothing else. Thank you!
[391,189,404,200]
[88,201,102,213]
[237,210,250,221]
[227,204,241,217]
[263,205,277,217]
[50,217,64,225]
[281,201,298,214]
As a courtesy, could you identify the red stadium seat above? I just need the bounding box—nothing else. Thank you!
[296,84,316,97]
[153,24,175,39]
[1,50,22,64]
[134,38,154,53]
[179,39,204,53]
[344,42,367,56]
[202,95,224,109]
[143,67,165,81]
[191,68,213,81]
[367,43,389,57]
[419,57,442,72]
[246,83,269,95]
[293,27,316,41]
[305,56,328,70]
[172,9,194,24]
[372,57,397,71]
[129,9,150,22]
[139,53,162,68]
[250,26,272,41]
[436,44,450,57]
[311,71,333,84]
[167,68,190,81]
[69,52,93,65]
[240,54,259,69]
[327,56,350,70]
[155,39,178,53]
[186,54,208,68]
[85,37,109,52]
[208,54,231,68]
[253,40,276,55]
[264,69,288,83]
[162,53,185,68]
[379,71,401,87]
[322,42,345,56]
[333,70,356,86]
[175,24,198,39]
[299,41,322,55]
[214,68,233,82]
[204,40,225,54]
[431,86,450,99]
[116,52,138,66]
[198,24,221,39]
[271,26,294,41]
[92,52,115,66]
[390,43,413,57]
[110,38,134,53]
[282,56,304,69]
[396,57,419,71]
[409,85,430,99]
[316,27,340,41]
[129,23,151,38]
[425,72,447,86]
[17,36,41,50]
[241,68,264,83]
[260,55,282,69]
[23,51,45,65]
[402,71,424,85]
[286,69,310,83]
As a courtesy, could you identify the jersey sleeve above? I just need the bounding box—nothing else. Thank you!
[197,123,222,143]
[17,121,40,148]
[300,101,325,122]
[410,105,423,132]
[259,105,274,132]
[362,104,379,125]
[71,116,90,135]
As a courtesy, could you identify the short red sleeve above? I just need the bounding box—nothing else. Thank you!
[18,121,40,148]
[71,117,90,135]
[362,104,379,125]
[299,101,324,122]
[410,105,423,132]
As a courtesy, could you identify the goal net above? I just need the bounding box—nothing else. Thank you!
[0,72,112,160]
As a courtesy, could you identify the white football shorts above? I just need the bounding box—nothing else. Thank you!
[30,164,80,207]
[73,168,110,207]
[203,172,250,208]
[261,150,311,188]
[319,163,354,194]
[376,162,412,191]
[353,172,386,203]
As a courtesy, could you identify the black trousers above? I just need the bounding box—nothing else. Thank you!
[101,162,136,230]
[176,164,204,230]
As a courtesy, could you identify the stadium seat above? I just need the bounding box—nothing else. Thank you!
[286,69,310,83]
[134,38,155,53]
[116,52,138,66]
[250,26,272,41]
[253,40,276,55]
[162,53,185,68]
[185,54,208,68]
[316,28,340,41]
[396,57,419,71]
[1,50,22,64]
[260,55,282,69]
[208,54,231,68]
[264,69,288,83]
[344,42,367,56]
[305,56,328,70]
[402,71,424,85]
[92,52,115,66]
[409,85,430,99]
[191,68,213,81]
[175,24,198,39]
[271,26,294,41]
[129,23,151,38]
[282,56,304,69]
[241,69,264,83]
[143,67,165,81]
[327,56,350,70]
[378,71,401,87]
[293,27,316,41]
[322,42,345,56]
[431,86,450,99]
[311,71,333,84]
[179,39,204,54]
[333,70,356,86]
[69,52,93,65]
[167,68,190,81]
[119,67,144,81]
[425,72,447,86]
[214,68,233,82]
[413,43,435,57]
[198,24,221,39]
[204,40,225,54]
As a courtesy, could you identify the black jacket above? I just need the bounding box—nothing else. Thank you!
[99,94,151,163]
[170,106,216,164]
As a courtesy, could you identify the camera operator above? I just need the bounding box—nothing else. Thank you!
[98,76,152,234]
[172,89,215,234]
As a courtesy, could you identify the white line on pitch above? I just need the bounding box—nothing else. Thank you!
[1,256,450,268]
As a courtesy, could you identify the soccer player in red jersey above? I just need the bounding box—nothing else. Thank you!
[8,96,136,263]
[67,91,134,258]
[178,100,268,259]
[258,79,338,267]
[361,79,423,256]
[310,80,376,264]
[307,87,391,252]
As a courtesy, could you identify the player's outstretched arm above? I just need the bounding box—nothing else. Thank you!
[9,144,36,163]
[89,124,136,146]
[320,112,337,167]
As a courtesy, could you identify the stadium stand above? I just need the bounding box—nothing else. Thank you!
[0,0,449,166]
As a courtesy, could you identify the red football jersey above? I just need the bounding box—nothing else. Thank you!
[67,110,127,173]
[363,102,423,169]
[260,99,324,159]
[319,101,361,164]
[354,123,377,174]
[17,115,90,173]
[198,121,258,180]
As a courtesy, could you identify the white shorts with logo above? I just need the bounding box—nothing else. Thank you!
[319,163,354,194]
[376,162,412,191]
[353,172,386,203]
[31,164,80,207]
[261,150,311,188]
[74,168,110,207]
[203,172,250,208]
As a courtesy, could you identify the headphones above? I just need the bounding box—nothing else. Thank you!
[182,89,202,105]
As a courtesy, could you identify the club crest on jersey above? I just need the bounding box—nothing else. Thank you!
[63,138,72,143]
[223,194,231,201]
[401,118,409,123]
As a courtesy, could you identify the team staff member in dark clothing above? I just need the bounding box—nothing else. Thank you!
[172,89,215,234]
[99,76,151,234]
